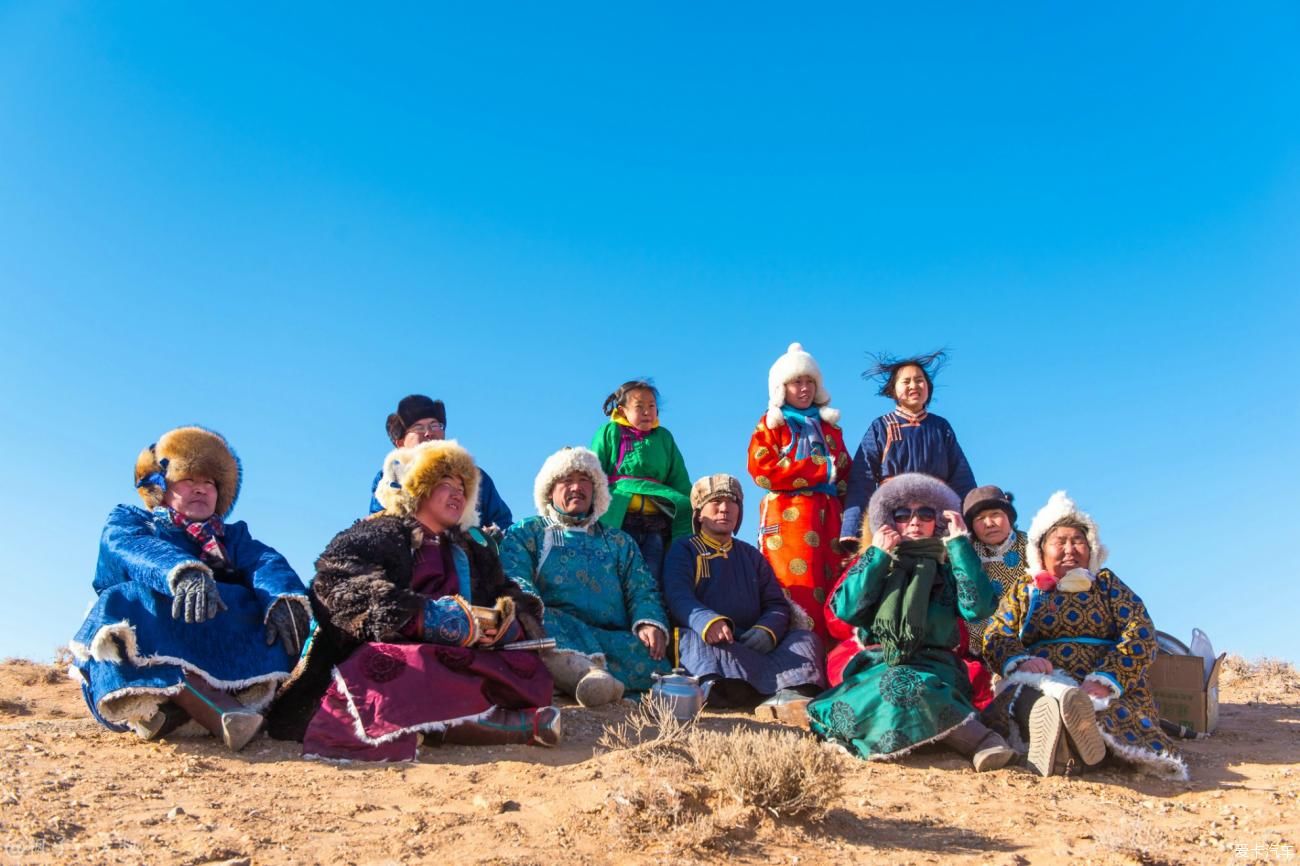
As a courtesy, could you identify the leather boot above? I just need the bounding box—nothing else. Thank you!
[169,675,264,752]
[441,707,562,747]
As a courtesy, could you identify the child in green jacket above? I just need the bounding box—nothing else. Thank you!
[590,380,692,584]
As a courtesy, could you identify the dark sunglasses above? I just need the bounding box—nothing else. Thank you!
[893,507,937,524]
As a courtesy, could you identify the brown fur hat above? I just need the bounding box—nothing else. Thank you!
[374,439,480,529]
[134,426,242,518]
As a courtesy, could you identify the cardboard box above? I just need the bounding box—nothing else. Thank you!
[1150,652,1226,734]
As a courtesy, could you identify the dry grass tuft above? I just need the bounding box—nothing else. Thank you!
[1220,655,1299,703]
[688,725,842,818]
[599,694,846,851]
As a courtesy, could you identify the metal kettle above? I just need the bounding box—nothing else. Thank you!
[649,668,704,721]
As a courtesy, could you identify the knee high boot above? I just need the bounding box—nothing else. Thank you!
[440,707,562,747]
[167,674,264,752]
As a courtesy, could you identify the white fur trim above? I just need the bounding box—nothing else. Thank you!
[1100,731,1189,780]
[996,668,1082,698]
[166,560,212,594]
[532,447,611,529]
[632,619,668,636]
[1026,490,1108,574]
[326,666,500,750]
[865,711,977,762]
[766,342,837,426]
[1084,672,1123,700]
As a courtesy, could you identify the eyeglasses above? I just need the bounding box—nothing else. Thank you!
[408,422,445,436]
[892,507,937,524]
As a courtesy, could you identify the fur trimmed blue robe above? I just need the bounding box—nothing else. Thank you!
[70,505,307,733]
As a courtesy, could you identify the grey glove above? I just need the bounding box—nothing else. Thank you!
[170,569,228,623]
[738,627,776,654]
[264,597,310,657]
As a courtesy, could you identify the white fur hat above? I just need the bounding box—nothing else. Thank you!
[532,446,612,530]
[766,342,840,429]
[1026,490,1108,574]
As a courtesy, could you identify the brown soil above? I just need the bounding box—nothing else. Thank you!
[1,656,1296,866]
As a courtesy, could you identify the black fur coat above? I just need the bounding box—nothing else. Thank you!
[266,514,544,742]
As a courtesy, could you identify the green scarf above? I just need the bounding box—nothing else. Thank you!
[872,537,948,666]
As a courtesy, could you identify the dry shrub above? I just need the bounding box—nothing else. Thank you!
[600,695,845,828]
[688,725,841,818]
[1220,655,1300,703]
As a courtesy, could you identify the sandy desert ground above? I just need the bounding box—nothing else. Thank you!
[0,655,1296,866]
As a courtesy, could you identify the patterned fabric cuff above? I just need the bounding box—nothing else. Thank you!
[1085,671,1123,699]
[1003,654,1033,676]
[420,596,480,647]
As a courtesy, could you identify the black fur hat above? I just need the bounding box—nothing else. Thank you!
[386,394,447,443]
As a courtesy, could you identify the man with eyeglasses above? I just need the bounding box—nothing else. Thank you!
[367,394,513,536]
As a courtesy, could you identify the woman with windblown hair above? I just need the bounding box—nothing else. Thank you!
[838,350,977,545]
[747,343,852,642]
[804,473,1015,772]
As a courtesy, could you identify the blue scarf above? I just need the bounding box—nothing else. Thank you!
[780,405,837,495]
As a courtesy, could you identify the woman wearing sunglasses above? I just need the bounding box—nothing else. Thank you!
[802,473,1015,772]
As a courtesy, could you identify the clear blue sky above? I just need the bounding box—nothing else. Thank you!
[2,4,1297,663]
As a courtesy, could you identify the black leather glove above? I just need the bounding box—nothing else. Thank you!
[171,569,228,623]
[264,597,310,656]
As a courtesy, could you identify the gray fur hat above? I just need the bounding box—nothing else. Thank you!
[865,473,961,541]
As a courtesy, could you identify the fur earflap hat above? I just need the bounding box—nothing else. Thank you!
[1026,491,1108,574]
[689,474,744,533]
[865,473,961,543]
[374,439,480,530]
[385,394,447,444]
[533,446,612,530]
[135,426,242,519]
[963,485,1017,525]
[766,342,840,429]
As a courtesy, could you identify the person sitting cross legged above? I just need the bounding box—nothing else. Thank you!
[662,474,825,719]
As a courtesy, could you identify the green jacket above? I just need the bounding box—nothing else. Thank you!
[590,421,692,539]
